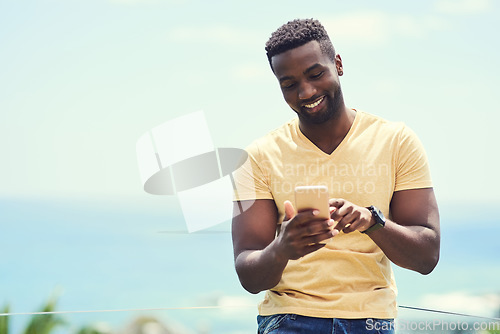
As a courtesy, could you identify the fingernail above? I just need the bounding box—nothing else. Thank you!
[328,220,334,226]
[312,210,319,216]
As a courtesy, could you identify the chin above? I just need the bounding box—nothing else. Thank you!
[300,113,330,124]
[299,105,339,124]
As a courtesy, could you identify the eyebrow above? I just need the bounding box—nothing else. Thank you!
[278,63,324,83]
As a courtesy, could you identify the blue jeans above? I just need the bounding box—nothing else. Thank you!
[257,314,394,334]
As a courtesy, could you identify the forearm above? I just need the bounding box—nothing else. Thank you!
[235,239,289,294]
[232,200,335,293]
[368,219,440,274]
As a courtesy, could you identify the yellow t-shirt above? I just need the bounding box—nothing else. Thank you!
[233,111,433,319]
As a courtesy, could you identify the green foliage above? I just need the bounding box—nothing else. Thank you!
[0,304,9,334]
[485,328,500,334]
[22,297,65,334]
[76,327,108,334]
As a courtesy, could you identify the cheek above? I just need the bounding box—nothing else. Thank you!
[328,77,341,91]
[282,95,299,112]
[319,73,338,90]
[281,90,295,105]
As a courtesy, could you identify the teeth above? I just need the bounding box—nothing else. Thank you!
[304,97,323,108]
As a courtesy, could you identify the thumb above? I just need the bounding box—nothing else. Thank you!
[284,200,296,221]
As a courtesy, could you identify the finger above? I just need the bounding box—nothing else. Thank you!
[293,208,329,227]
[338,208,364,233]
[333,220,348,232]
[329,206,337,216]
[303,219,337,236]
[343,208,371,233]
[302,243,327,256]
[302,229,336,244]
[284,200,296,221]
[300,219,335,238]
[329,198,345,208]
[343,220,363,233]
[337,215,357,233]
[330,203,353,222]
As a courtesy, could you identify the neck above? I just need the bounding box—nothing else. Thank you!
[299,106,355,154]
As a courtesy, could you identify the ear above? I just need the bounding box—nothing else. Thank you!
[335,54,343,76]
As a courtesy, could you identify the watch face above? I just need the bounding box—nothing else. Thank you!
[368,206,385,226]
[376,207,385,221]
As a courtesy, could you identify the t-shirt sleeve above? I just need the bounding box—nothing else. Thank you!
[394,125,433,191]
[232,142,274,201]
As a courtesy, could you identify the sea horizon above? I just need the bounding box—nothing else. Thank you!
[1,196,498,333]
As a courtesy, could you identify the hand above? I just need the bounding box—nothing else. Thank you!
[329,198,374,233]
[275,200,338,260]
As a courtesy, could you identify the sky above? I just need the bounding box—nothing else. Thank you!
[1,0,499,205]
[1,0,500,331]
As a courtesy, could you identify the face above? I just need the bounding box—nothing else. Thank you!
[271,41,344,124]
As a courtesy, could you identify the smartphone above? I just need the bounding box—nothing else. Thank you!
[294,185,330,219]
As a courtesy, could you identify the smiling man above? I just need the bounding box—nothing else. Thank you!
[231,19,440,334]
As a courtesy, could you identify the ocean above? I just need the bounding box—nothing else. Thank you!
[0,197,498,333]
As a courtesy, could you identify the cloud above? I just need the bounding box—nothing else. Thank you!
[166,11,450,50]
[193,292,259,316]
[230,63,270,81]
[435,0,492,14]
[322,11,450,45]
[419,291,500,318]
[217,295,256,309]
[166,25,262,47]
[110,0,186,4]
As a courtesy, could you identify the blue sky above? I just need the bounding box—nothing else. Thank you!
[1,0,499,331]
[1,0,499,204]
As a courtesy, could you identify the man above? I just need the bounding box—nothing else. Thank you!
[231,18,440,333]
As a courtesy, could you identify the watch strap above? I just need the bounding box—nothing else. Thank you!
[362,205,386,234]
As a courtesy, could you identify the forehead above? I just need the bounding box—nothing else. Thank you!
[271,40,333,77]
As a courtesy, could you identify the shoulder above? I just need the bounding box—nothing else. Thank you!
[355,110,417,141]
[356,110,404,132]
[246,118,298,154]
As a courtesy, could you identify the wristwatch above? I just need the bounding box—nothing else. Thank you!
[362,205,386,234]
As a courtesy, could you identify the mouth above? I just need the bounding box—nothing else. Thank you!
[302,96,325,110]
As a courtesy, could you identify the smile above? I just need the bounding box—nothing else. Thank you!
[303,96,324,109]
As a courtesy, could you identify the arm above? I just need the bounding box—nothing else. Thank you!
[232,199,336,294]
[330,187,440,275]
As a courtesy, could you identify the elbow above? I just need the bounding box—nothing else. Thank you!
[236,265,279,294]
[235,262,264,294]
[238,278,267,295]
[242,284,264,295]
[237,271,277,294]
[418,263,437,275]
[417,229,441,275]
[400,242,440,275]
[234,253,281,294]
[417,251,440,275]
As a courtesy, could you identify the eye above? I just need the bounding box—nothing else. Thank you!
[281,81,296,90]
[310,71,324,79]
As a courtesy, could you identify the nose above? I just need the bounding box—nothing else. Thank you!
[298,81,316,100]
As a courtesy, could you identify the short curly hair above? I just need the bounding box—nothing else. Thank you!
[265,18,336,71]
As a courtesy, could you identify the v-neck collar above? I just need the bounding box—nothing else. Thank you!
[294,109,361,157]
